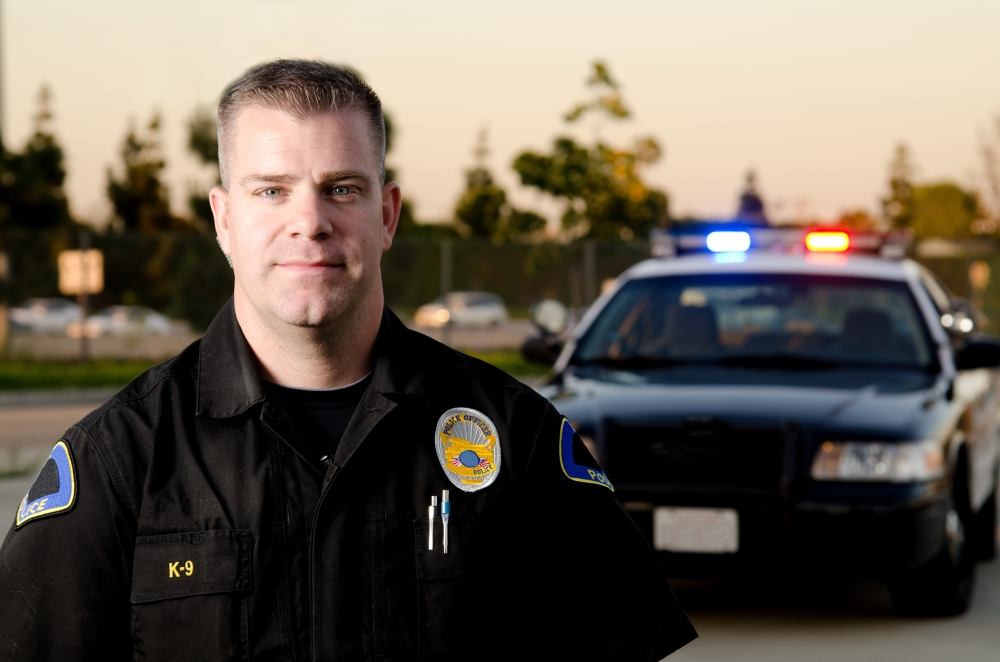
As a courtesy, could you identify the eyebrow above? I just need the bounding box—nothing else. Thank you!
[239,174,295,188]
[239,170,373,188]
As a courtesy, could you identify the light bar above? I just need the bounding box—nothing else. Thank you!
[805,231,850,253]
[706,231,751,253]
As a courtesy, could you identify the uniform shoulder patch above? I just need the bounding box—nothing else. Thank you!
[559,419,614,491]
[435,407,501,492]
[15,440,78,528]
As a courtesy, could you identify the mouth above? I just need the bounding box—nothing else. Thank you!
[277,260,345,271]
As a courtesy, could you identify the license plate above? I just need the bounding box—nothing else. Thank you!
[653,507,739,553]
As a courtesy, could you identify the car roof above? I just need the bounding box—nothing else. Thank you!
[622,252,916,282]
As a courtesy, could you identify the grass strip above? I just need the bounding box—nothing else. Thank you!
[0,350,547,390]
[0,360,154,390]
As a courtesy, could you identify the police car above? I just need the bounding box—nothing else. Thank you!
[531,226,1000,616]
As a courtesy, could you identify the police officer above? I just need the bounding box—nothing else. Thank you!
[0,60,696,661]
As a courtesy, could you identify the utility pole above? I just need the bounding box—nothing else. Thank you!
[0,0,5,151]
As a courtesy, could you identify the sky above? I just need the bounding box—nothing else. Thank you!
[4,0,1000,228]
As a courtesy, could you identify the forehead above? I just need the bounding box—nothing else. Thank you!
[227,105,378,174]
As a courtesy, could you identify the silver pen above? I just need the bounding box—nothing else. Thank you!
[428,496,437,551]
[441,489,450,554]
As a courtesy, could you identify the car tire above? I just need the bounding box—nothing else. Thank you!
[889,492,975,617]
[971,479,997,562]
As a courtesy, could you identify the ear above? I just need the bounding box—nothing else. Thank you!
[380,182,402,252]
[209,186,232,256]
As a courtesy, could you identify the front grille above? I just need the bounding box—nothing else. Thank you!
[604,419,787,493]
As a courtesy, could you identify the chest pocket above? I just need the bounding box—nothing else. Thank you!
[130,529,253,662]
[412,515,493,661]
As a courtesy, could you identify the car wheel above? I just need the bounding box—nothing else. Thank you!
[889,493,975,617]
[972,478,997,562]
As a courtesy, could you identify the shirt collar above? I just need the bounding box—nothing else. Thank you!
[196,299,427,418]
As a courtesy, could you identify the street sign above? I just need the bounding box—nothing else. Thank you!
[58,249,104,295]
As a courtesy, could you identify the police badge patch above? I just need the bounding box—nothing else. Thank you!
[435,407,501,493]
[16,440,78,528]
[559,418,614,491]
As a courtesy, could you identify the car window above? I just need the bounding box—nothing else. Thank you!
[575,273,934,369]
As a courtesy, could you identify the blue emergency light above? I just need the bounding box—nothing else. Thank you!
[705,231,751,253]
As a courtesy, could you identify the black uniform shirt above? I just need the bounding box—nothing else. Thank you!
[264,374,373,468]
[0,300,696,661]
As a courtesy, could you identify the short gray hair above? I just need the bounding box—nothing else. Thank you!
[217,59,386,188]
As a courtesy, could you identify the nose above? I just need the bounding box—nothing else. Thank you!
[287,190,333,239]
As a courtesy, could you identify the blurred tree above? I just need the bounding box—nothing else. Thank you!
[187,106,218,166]
[0,85,75,231]
[455,129,545,242]
[835,208,880,231]
[512,61,669,240]
[382,111,419,232]
[106,112,187,235]
[910,182,981,240]
[976,113,1000,233]
[185,106,219,232]
[881,143,916,230]
[563,61,631,126]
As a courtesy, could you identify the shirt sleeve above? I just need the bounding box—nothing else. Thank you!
[0,426,133,661]
[519,401,697,661]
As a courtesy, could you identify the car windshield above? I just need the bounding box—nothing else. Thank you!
[573,273,935,370]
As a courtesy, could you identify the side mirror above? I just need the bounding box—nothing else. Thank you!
[955,336,1000,370]
[530,299,570,336]
[521,335,564,366]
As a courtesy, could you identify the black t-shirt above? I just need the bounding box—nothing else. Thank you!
[265,373,372,467]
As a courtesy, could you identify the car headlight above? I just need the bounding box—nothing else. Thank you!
[810,439,945,482]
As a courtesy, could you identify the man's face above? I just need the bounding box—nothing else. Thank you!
[211,106,400,333]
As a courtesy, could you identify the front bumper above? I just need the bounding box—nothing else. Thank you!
[622,490,951,579]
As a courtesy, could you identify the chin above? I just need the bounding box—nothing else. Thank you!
[277,299,347,329]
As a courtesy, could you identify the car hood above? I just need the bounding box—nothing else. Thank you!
[546,366,942,437]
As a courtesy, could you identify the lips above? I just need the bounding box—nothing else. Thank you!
[277,259,345,269]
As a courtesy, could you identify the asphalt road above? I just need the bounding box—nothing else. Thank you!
[1,399,998,660]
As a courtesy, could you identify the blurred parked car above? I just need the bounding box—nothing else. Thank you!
[414,292,509,328]
[528,225,1000,616]
[66,305,174,339]
[8,298,83,334]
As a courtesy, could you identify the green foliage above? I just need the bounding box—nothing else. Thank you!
[187,106,219,167]
[564,60,631,124]
[512,62,669,239]
[882,143,916,230]
[836,208,880,231]
[456,166,507,237]
[467,351,549,377]
[0,359,152,390]
[0,86,76,232]
[107,112,187,235]
[513,137,668,239]
[184,106,220,233]
[455,129,545,241]
[911,182,982,240]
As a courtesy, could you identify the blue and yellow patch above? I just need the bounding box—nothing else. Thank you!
[15,440,77,528]
[558,419,614,491]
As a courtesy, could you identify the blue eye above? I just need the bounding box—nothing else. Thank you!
[260,187,281,199]
[331,186,352,196]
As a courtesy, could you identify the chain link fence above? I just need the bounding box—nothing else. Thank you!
[0,229,998,338]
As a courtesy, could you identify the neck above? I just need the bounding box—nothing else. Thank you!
[234,296,383,389]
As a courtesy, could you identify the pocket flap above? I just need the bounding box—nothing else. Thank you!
[131,529,252,603]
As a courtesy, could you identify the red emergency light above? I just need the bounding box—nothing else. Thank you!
[805,230,851,253]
